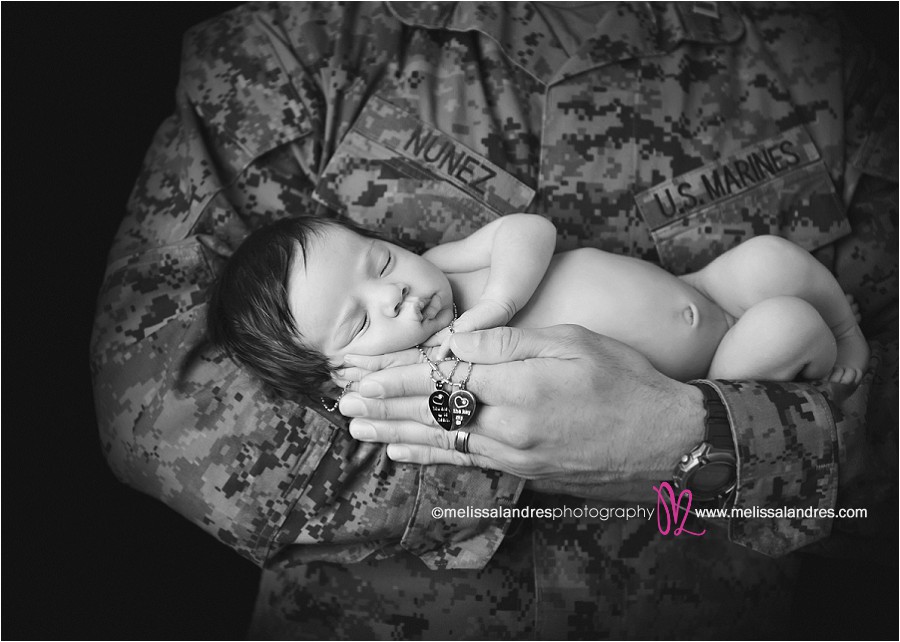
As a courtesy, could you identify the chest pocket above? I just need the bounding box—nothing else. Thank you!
[314,96,535,252]
[633,126,850,275]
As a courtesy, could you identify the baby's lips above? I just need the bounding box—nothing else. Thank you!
[409,293,442,322]
[400,298,426,322]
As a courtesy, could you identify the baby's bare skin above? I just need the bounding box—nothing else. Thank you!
[445,236,868,385]
[448,249,734,381]
[318,217,867,390]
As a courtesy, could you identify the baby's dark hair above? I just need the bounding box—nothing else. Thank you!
[207,216,382,401]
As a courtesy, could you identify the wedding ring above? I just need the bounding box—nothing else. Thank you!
[454,430,471,455]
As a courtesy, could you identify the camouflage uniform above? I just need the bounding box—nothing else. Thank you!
[91,2,897,638]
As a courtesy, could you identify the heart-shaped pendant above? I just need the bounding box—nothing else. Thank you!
[449,389,477,429]
[429,389,451,430]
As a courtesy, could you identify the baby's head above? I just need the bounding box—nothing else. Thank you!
[208,217,454,400]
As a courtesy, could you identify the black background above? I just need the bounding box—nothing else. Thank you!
[5,3,897,639]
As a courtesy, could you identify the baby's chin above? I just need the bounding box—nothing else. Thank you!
[413,321,444,346]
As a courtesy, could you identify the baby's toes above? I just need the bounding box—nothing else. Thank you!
[844,294,862,322]
[828,366,862,386]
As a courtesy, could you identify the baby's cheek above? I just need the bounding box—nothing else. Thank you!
[365,323,429,355]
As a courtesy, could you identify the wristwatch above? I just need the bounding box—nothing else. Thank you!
[672,381,737,504]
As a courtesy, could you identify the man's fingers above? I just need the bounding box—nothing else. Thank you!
[356,325,594,404]
[333,366,370,383]
[357,357,530,407]
[385,443,496,470]
[349,418,455,448]
[340,392,435,425]
[449,325,583,364]
[342,390,512,430]
[347,403,518,446]
[348,419,504,470]
[343,348,424,371]
[356,364,446,399]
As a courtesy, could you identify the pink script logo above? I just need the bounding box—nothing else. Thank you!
[653,482,706,537]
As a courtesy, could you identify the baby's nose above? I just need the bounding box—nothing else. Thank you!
[384,284,409,317]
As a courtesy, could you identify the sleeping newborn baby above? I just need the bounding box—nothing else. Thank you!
[207,214,868,406]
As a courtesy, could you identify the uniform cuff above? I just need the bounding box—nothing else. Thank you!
[703,380,838,556]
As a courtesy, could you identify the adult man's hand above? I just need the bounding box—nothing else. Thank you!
[340,325,707,501]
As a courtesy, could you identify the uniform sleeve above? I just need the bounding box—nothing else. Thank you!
[90,2,523,571]
[702,27,897,557]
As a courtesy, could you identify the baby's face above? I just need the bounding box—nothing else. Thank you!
[287,225,455,366]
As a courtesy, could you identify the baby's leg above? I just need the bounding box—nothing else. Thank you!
[687,236,868,385]
[707,296,836,381]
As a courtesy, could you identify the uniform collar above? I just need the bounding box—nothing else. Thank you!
[384,2,745,85]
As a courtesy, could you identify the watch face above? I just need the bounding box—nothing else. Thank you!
[691,461,735,491]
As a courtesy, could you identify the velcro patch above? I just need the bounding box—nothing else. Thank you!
[635,127,824,229]
[314,96,535,251]
[347,96,534,212]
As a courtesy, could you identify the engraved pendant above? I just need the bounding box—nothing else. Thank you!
[449,389,477,429]
[429,389,451,430]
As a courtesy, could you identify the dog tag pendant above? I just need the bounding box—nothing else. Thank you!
[449,389,476,428]
[429,388,451,430]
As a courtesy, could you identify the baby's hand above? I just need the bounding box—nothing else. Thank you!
[455,298,517,333]
[431,298,516,359]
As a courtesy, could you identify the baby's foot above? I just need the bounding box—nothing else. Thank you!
[845,293,862,324]
[828,365,863,386]
[833,323,869,384]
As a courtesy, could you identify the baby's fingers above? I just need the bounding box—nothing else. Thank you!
[453,301,514,334]
[432,334,454,361]
[421,327,452,347]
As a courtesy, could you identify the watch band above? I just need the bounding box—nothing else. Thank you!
[672,381,737,504]
[689,381,733,452]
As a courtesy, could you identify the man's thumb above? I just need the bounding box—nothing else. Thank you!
[450,326,576,363]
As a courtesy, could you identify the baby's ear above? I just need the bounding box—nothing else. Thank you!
[320,375,348,403]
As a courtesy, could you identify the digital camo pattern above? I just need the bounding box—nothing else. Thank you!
[633,126,850,274]
[90,2,897,637]
[250,497,801,640]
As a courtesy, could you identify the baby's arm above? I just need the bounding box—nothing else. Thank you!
[424,214,556,346]
[683,235,869,384]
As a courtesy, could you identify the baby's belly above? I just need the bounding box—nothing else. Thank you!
[513,248,730,381]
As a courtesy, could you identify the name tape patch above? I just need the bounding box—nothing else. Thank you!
[634,127,822,230]
[349,96,534,212]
